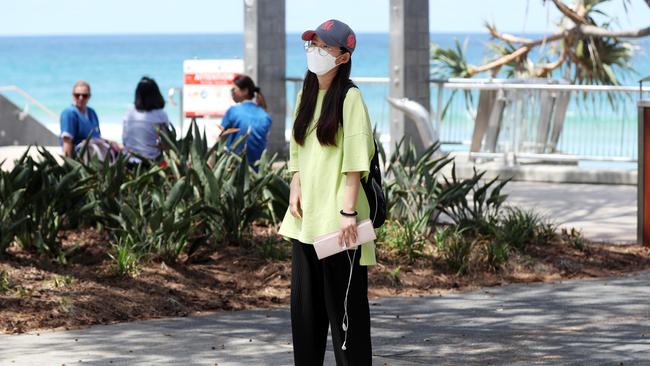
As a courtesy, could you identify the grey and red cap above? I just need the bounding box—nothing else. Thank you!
[301,19,356,54]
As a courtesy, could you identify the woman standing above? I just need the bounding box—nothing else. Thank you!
[122,76,170,164]
[220,74,272,167]
[278,19,375,366]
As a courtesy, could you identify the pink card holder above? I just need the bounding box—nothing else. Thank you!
[313,219,377,260]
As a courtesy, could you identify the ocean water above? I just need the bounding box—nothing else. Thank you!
[0,33,648,154]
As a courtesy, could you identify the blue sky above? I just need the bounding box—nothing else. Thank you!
[0,0,648,35]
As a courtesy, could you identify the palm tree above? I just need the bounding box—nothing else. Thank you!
[432,0,650,85]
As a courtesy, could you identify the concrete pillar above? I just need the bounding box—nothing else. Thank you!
[389,0,430,152]
[244,0,286,156]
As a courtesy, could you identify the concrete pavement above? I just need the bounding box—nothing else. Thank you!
[2,272,650,365]
[0,147,644,365]
[503,181,636,244]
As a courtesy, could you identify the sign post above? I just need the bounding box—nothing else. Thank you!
[182,59,244,146]
[637,76,650,247]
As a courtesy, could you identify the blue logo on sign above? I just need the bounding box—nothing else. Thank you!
[200,90,208,99]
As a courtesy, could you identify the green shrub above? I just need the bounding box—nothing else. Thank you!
[194,148,268,245]
[10,148,95,257]
[496,207,557,251]
[482,240,510,271]
[0,183,25,255]
[439,168,509,235]
[108,235,142,277]
[64,150,133,227]
[255,152,290,226]
[536,220,559,245]
[0,270,10,293]
[497,207,541,250]
[378,215,429,262]
[434,227,473,274]
[163,119,275,246]
[110,175,204,263]
[385,266,401,286]
[257,235,289,260]
[382,140,454,223]
[52,274,74,288]
[561,228,587,251]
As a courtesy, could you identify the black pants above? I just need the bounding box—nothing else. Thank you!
[291,240,372,366]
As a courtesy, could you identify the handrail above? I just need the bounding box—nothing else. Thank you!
[440,83,650,93]
[0,85,59,121]
[285,77,650,93]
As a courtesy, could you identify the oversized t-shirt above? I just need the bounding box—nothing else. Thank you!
[122,107,170,161]
[278,87,376,266]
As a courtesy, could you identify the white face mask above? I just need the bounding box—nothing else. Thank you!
[306,50,337,76]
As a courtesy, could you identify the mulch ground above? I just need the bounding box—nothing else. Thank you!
[2,226,650,334]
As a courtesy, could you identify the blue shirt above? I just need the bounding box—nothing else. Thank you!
[122,107,170,161]
[221,101,272,165]
[59,105,101,146]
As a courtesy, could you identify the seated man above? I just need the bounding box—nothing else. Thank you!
[59,80,103,157]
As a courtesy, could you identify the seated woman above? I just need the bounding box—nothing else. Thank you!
[220,75,272,167]
[122,76,171,164]
[60,80,121,161]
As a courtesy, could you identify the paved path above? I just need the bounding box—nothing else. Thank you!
[503,181,636,244]
[2,272,650,365]
[1,148,643,365]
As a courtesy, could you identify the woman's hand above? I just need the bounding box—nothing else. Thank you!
[338,215,358,248]
[339,171,361,248]
[289,172,302,219]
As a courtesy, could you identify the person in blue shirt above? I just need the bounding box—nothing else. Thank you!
[220,75,272,167]
[60,80,102,157]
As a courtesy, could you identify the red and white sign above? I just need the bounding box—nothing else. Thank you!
[182,59,244,118]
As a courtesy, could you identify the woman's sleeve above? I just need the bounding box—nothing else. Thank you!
[341,88,374,179]
[288,136,299,172]
[60,109,77,141]
[221,108,232,129]
[121,119,126,143]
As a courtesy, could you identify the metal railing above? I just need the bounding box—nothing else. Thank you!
[286,77,650,162]
[0,85,59,122]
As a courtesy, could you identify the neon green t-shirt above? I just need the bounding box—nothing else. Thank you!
[278,87,377,266]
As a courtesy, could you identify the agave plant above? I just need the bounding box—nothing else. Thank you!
[382,138,456,223]
[439,167,510,235]
[193,146,271,245]
[109,171,206,263]
[62,149,134,228]
[168,118,286,245]
[7,147,96,257]
[434,226,473,275]
[254,151,290,226]
[0,170,26,255]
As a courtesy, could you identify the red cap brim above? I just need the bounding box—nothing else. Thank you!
[301,30,316,41]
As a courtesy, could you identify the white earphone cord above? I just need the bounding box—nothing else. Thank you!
[341,248,357,351]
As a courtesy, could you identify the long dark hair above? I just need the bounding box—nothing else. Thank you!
[293,58,352,146]
[134,76,165,112]
[233,74,268,111]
